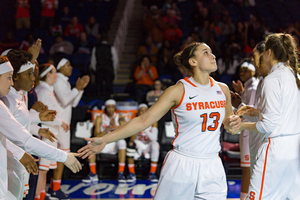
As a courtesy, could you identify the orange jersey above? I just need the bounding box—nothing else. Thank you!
[171,76,226,155]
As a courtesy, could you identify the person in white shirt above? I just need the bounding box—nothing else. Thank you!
[126,104,159,182]
[3,49,58,200]
[236,33,300,200]
[0,56,82,200]
[51,58,89,197]
[231,59,258,200]
[78,42,241,199]
[35,63,71,200]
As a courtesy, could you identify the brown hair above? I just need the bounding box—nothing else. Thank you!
[39,63,53,81]
[6,50,32,79]
[173,42,203,75]
[0,56,9,64]
[265,33,300,89]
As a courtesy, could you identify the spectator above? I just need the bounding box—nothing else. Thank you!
[15,0,30,30]
[90,34,118,98]
[146,79,164,103]
[82,99,127,183]
[137,36,158,64]
[85,16,99,38]
[19,33,45,54]
[163,24,183,49]
[0,32,19,54]
[207,0,227,21]
[156,46,174,76]
[74,32,93,54]
[126,104,160,183]
[163,8,180,27]
[58,6,72,30]
[218,15,235,38]
[64,16,84,37]
[40,0,58,29]
[193,3,209,30]
[49,35,74,55]
[134,56,158,103]
[144,5,167,48]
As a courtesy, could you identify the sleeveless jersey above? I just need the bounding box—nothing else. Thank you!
[171,76,226,155]
[136,126,152,144]
[100,112,119,133]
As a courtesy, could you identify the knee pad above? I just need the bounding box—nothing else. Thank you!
[126,141,136,158]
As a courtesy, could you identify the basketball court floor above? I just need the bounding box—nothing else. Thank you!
[58,179,241,199]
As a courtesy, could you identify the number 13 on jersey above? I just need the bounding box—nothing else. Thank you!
[200,112,220,132]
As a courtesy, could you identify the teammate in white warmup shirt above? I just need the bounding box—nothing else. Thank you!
[236,33,300,200]
[78,42,241,200]
[0,56,81,200]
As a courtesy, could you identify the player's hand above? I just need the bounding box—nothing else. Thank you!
[236,105,259,117]
[78,137,106,159]
[64,153,82,173]
[232,80,244,94]
[230,91,242,108]
[39,110,57,121]
[61,121,70,132]
[224,115,241,135]
[19,152,39,175]
[27,39,42,62]
[32,101,48,112]
[110,119,117,129]
[38,128,57,142]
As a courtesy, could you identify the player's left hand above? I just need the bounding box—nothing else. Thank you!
[226,115,241,135]
[19,152,39,175]
[39,110,57,121]
[32,101,48,112]
[78,137,106,159]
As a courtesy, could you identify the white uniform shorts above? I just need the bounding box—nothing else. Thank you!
[134,140,160,162]
[239,130,250,167]
[247,134,300,200]
[154,149,227,200]
[57,127,70,152]
[96,139,126,155]
[39,136,58,171]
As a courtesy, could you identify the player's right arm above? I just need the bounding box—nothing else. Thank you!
[78,82,184,158]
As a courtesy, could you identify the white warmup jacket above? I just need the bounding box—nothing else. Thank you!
[0,100,67,200]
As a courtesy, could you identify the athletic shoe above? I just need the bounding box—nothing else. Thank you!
[82,172,99,183]
[50,189,70,200]
[118,172,126,183]
[149,172,158,182]
[127,172,136,183]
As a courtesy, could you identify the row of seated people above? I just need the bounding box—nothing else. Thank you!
[79,100,161,183]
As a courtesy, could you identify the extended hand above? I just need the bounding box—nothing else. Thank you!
[78,137,106,159]
[230,91,242,108]
[39,110,57,121]
[225,115,241,135]
[19,152,39,175]
[38,128,57,142]
[32,101,48,112]
[64,153,82,173]
[28,39,42,62]
[236,105,259,117]
[61,121,70,132]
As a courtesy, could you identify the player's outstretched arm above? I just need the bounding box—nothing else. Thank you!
[78,83,184,159]
[64,153,82,173]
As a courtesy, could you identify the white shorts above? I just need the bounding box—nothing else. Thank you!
[239,130,250,167]
[57,127,70,152]
[39,136,58,171]
[154,149,227,200]
[134,140,160,162]
[247,134,300,200]
[97,139,126,155]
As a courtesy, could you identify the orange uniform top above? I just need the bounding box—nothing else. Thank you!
[134,66,158,85]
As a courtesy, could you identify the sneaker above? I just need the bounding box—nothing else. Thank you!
[149,172,158,182]
[82,172,99,183]
[118,172,126,183]
[50,189,70,200]
[127,172,136,183]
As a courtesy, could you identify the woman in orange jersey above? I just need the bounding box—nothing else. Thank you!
[78,42,241,199]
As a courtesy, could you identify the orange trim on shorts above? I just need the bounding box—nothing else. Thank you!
[39,164,49,168]
[259,138,271,200]
[162,149,173,167]
[209,77,214,87]
[25,184,29,186]
[60,148,70,151]
[184,77,197,87]
[171,110,180,146]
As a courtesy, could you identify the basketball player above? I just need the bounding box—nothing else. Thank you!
[236,33,300,199]
[126,103,159,182]
[78,42,241,199]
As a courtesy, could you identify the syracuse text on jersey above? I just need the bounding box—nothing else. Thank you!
[186,100,226,111]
